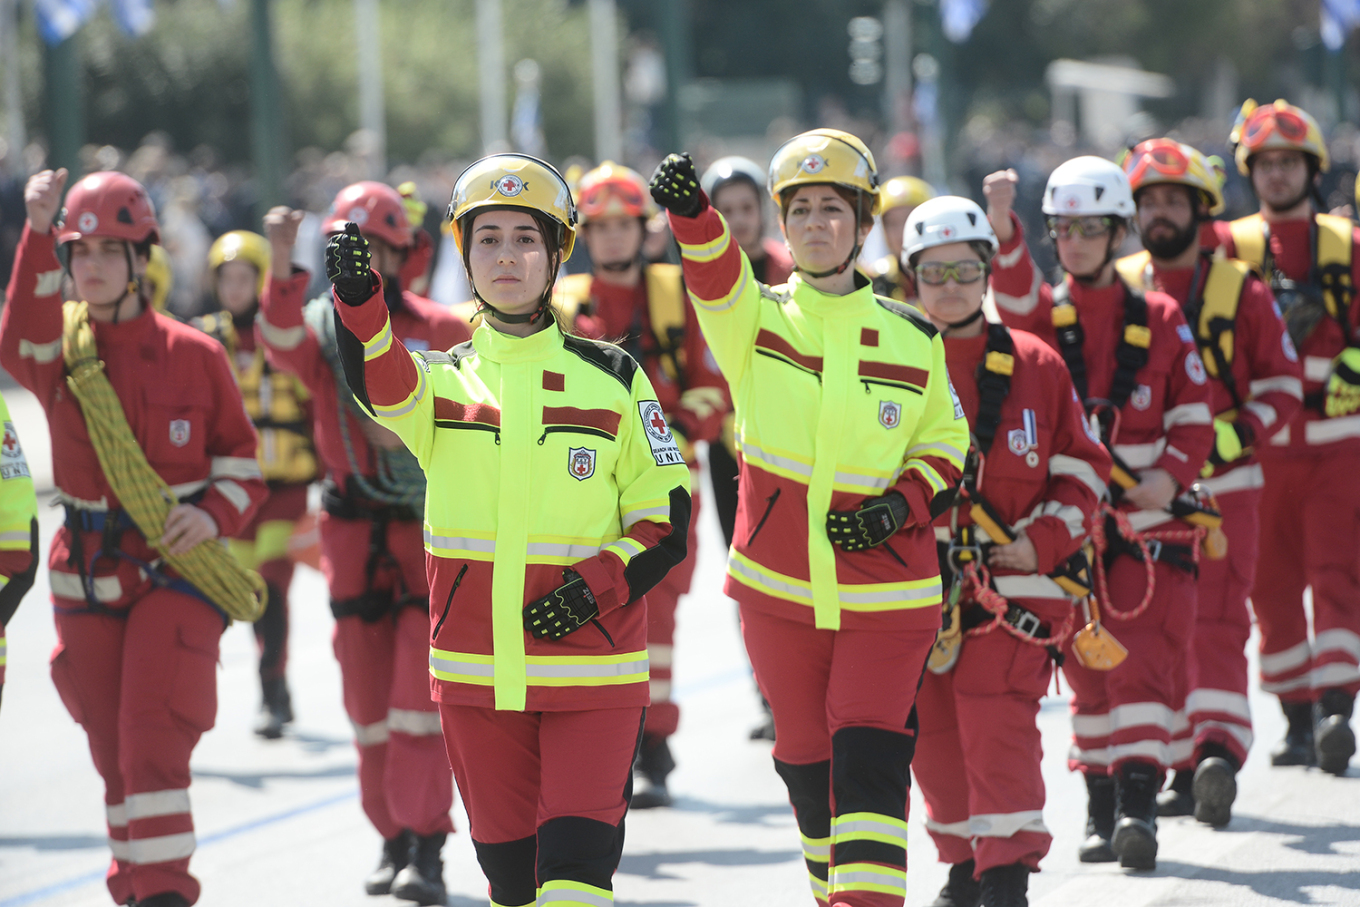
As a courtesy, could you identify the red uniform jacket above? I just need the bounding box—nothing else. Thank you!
[0,224,267,609]
[1134,254,1303,496]
[936,327,1112,615]
[1209,217,1360,457]
[990,216,1216,531]
[258,269,471,487]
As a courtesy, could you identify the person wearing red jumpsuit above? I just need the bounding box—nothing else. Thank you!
[258,182,470,904]
[1205,100,1360,777]
[986,156,1215,871]
[1,169,267,907]
[904,197,1111,907]
[554,161,728,807]
[1110,139,1303,826]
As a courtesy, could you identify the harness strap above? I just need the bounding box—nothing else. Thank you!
[1052,279,1150,413]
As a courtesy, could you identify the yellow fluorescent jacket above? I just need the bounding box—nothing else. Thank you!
[334,283,692,711]
[668,207,968,632]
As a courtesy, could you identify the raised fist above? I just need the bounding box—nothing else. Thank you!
[24,168,68,236]
[325,222,377,306]
[649,153,706,219]
[983,169,1019,243]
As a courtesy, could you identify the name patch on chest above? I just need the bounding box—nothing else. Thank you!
[639,401,684,466]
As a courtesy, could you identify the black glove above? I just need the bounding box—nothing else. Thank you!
[826,491,910,552]
[325,222,379,306]
[523,570,599,640]
[649,153,707,219]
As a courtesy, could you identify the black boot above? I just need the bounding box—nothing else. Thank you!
[927,859,981,907]
[364,829,413,896]
[1155,767,1193,817]
[137,895,190,907]
[1111,762,1160,870]
[391,832,447,906]
[631,733,676,808]
[1271,699,1316,766]
[254,676,293,740]
[1315,688,1357,776]
[978,863,1029,907]
[1077,773,1116,863]
[1192,743,1239,828]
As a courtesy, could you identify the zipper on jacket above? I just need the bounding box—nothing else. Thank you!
[861,377,923,395]
[432,563,468,641]
[537,426,616,445]
[590,618,616,648]
[756,349,822,384]
[746,488,782,547]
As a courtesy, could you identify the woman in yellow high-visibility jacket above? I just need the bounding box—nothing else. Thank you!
[328,153,692,907]
[649,133,969,907]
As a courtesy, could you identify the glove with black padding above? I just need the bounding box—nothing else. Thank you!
[325,222,379,306]
[523,569,599,640]
[826,491,910,552]
[1325,347,1360,418]
[1201,417,1253,476]
[649,153,707,219]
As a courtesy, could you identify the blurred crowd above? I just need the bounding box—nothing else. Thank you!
[4,113,1360,316]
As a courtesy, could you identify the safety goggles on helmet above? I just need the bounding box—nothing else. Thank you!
[914,260,986,286]
[576,162,652,222]
[1047,216,1114,240]
[1231,99,1328,175]
[1121,138,1226,215]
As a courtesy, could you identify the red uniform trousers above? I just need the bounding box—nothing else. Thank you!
[913,618,1057,876]
[1167,486,1259,769]
[642,479,700,739]
[50,589,224,906]
[1065,556,1198,775]
[1254,449,1360,701]
[232,482,309,684]
[439,704,644,907]
[742,605,936,907]
[320,511,455,840]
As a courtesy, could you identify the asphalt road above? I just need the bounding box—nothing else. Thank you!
[1,384,1357,907]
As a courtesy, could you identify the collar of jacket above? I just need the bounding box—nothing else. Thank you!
[89,299,157,345]
[788,272,878,318]
[472,319,565,363]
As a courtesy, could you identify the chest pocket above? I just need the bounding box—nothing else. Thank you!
[536,406,624,491]
[143,383,209,468]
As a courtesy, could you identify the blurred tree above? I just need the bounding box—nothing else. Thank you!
[20,0,599,170]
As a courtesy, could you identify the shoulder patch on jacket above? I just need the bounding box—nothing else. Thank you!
[875,297,938,339]
[562,334,638,391]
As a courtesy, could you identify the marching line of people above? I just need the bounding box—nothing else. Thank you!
[2,95,1358,907]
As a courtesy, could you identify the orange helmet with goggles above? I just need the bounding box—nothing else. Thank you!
[1121,138,1226,215]
[769,128,881,217]
[576,161,654,222]
[1230,99,1328,175]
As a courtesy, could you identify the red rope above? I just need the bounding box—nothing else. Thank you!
[1090,502,1205,622]
[958,561,1076,648]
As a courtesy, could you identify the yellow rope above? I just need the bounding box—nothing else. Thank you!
[62,301,267,623]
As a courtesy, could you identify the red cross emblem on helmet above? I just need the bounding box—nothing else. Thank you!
[941,225,955,238]
[494,175,525,197]
[800,154,827,174]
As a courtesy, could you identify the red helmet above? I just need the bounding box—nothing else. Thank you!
[321,181,413,248]
[57,171,160,246]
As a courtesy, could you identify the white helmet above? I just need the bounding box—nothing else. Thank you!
[901,196,998,267]
[701,156,767,198]
[1042,156,1135,219]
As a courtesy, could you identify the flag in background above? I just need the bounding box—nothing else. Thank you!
[1322,0,1360,50]
[35,0,154,45]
